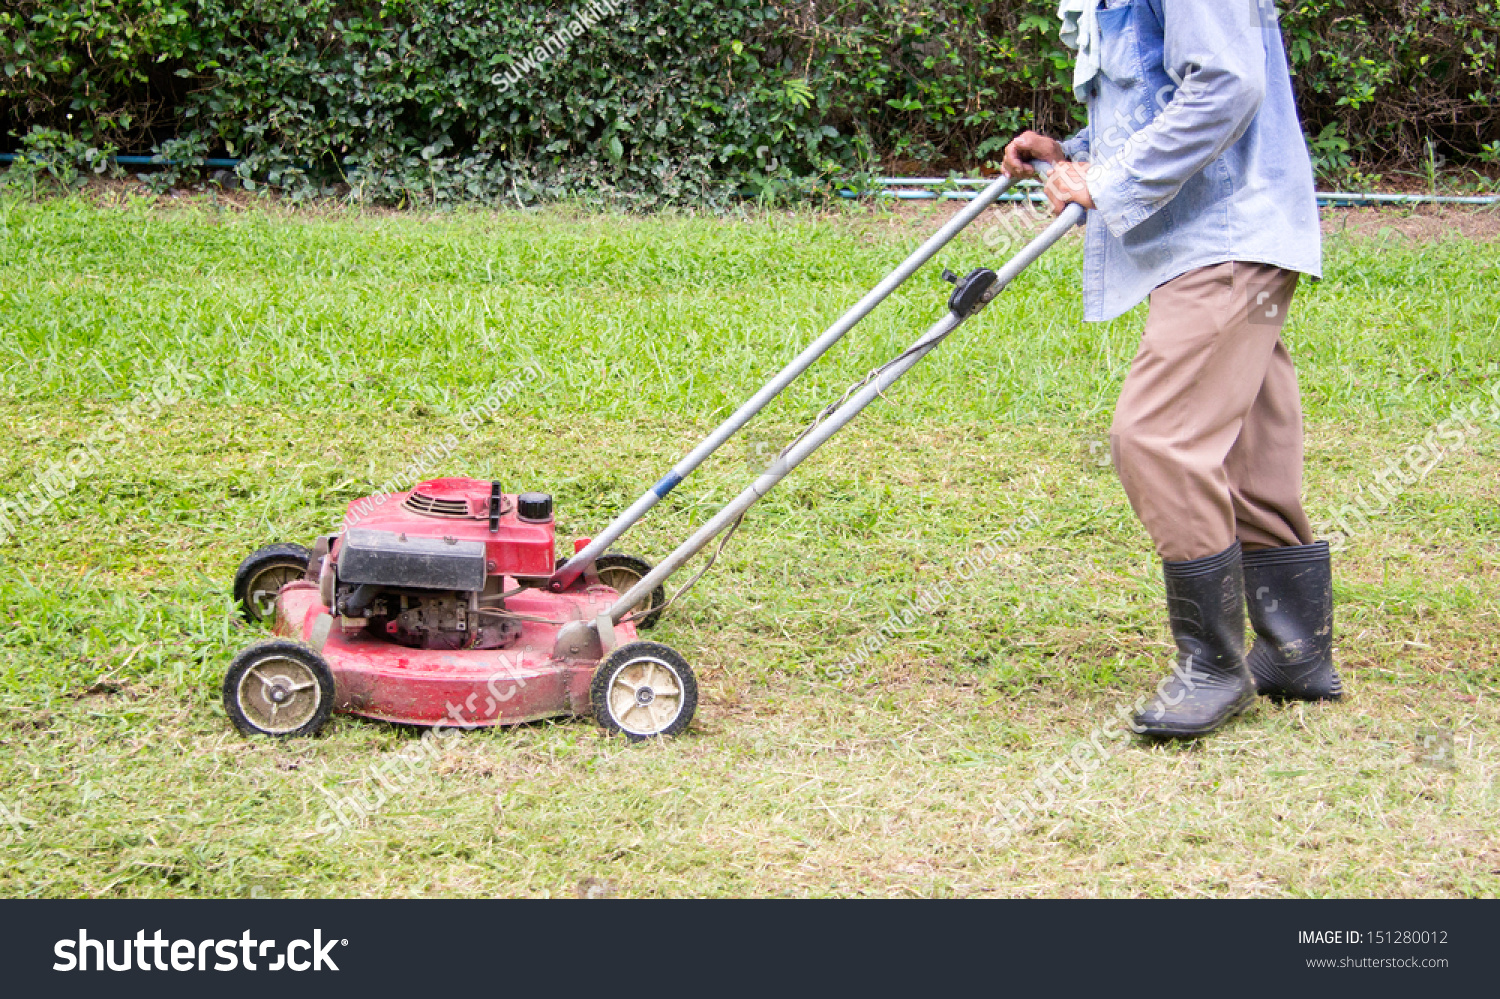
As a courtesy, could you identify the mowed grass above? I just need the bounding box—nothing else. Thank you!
[0,192,1497,897]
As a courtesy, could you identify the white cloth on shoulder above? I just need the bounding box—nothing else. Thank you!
[1057,0,1103,100]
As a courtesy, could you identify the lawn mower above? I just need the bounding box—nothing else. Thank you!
[224,165,1084,741]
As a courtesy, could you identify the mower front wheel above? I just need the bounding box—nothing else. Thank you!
[233,542,312,624]
[224,639,336,738]
[591,641,697,741]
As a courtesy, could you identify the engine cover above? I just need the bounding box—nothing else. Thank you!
[338,478,557,579]
[337,528,487,591]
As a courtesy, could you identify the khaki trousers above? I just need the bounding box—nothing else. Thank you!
[1110,261,1314,562]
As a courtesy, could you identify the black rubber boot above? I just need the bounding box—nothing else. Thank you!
[1243,540,1343,700]
[1132,542,1255,739]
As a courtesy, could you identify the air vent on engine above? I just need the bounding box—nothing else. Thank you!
[402,490,472,519]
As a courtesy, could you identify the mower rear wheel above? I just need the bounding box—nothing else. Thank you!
[234,542,312,624]
[591,641,697,741]
[594,553,667,630]
[223,639,336,738]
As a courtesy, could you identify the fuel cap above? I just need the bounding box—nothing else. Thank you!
[517,492,553,522]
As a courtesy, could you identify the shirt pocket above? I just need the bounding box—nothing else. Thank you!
[1096,4,1143,86]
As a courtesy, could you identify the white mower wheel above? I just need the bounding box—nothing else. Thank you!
[223,639,336,738]
[590,641,697,741]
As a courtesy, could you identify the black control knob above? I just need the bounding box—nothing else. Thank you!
[516,492,553,523]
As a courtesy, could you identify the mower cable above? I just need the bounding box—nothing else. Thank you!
[472,585,565,623]
[778,340,929,461]
[477,585,529,604]
[618,511,747,626]
[476,607,575,626]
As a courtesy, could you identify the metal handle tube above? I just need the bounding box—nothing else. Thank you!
[606,201,1086,622]
[549,172,1022,590]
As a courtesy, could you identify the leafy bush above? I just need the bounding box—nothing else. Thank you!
[0,127,117,196]
[1280,0,1500,169]
[0,1,200,141]
[2,1,1497,204]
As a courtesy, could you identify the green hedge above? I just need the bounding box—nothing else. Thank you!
[3,1,1497,205]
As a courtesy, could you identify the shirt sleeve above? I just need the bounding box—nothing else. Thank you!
[1088,0,1269,237]
[1060,126,1091,163]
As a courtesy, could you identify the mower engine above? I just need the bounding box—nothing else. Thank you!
[316,477,556,651]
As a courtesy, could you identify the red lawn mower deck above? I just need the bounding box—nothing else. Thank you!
[227,477,692,741]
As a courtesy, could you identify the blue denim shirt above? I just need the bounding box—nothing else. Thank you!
[1060,0,1322,322]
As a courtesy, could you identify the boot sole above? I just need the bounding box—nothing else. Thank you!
[1257,688,1344,703]
[1134,689,1256,740]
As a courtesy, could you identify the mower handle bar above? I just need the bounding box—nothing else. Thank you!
[547,169,1032,591]
[605,167,1084,625]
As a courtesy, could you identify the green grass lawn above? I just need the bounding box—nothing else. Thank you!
[0,192,1497,897]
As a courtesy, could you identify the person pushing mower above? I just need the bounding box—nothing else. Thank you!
[1003,0,1342,737]
[223,4,1343,745]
